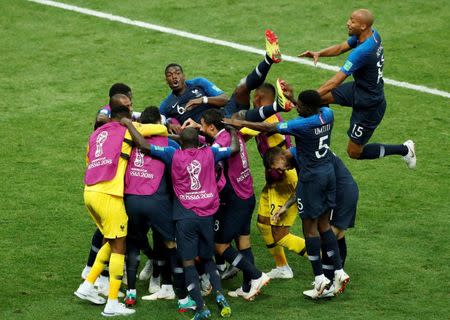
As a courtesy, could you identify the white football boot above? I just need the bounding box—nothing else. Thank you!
[74,281,106,305]
[101,299,135,317]
[267,265,294,279]
[138,260,153,281]
[141,284,175,300]
[148,275,161,294]
[402,140,416,169]
[246,272,270,300]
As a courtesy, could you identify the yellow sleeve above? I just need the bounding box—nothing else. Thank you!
[134,122,168,137]
[240,127,260,137]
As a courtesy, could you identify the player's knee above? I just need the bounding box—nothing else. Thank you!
[347,146,362,159]
[215,243,229,255]
[237,236,251,250]
[164,240,176,249]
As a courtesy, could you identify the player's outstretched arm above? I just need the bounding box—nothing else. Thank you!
[223,118,278,133]
[120,117,150,152]
[185,93,229,111]
[299,41,351,64]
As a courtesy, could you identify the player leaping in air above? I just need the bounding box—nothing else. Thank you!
[300,9,416,168]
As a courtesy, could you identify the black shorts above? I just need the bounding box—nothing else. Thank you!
[332,82,386,145]
[176,216,215,261]
[296,164,336,220]
[331,157,359,230]
[124,193,175,242]
[214,191,255,243]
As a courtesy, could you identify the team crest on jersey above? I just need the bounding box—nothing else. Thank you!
[191,89,202,98]
[187,160,202,190]
[95,131,108,158]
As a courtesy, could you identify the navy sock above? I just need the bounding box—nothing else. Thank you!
[321,229,343,270]
[305,236,323,276]
[184,265,204,311]
[87,228,103,267]
[245,103,277,122]
[338,237,347,268]
[204,259,222,293]
[222,246,261,281]
[359,143,408,159]
[125,243,140,290]
[169,249,187,299]
[215,253,225,269]
[240,247,258,291]
[320,243,334,281]
[160,253,172,285]
[245,56,273,91]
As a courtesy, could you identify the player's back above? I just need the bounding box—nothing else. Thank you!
[344,29,385,107]
[278,107,334,181]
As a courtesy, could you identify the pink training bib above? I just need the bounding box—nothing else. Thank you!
[124,136,168,195]
[171,147,219,216]
[84,122,127,185]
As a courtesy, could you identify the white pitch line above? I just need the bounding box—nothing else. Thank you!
[28,0,450,99]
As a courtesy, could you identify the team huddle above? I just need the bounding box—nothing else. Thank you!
[74,9,416,319]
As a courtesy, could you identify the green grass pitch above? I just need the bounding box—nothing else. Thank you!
[1,0,449,319]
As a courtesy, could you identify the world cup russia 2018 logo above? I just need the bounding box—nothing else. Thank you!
[187,160,202,190]
[95,131,108,158]
[134,149,145,167]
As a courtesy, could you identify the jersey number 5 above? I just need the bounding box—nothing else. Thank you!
[315,135,330,159]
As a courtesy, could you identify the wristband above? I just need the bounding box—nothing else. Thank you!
[202,96,209,104]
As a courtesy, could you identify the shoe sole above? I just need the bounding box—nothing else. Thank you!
[276,79,293,111]
[101,311,134,317]
[142,294,175,301]
[74,291,106,305]
[265,29,281,63]
[335,277,350,294]
[245,277,271,301]
[220,306,232,317]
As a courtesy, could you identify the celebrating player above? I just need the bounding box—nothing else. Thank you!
[74,94,168,316]
[299,9,416,167]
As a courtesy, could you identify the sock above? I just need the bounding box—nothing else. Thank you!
[215,253,226,271]
[277,233,307,256]
[359,143,409,159]
[245,102,278,122]
[338,237,347,268]
[108,253,125,300]
[222,246,261,281]
[86,242,111,284]
[169,248,187,299]
[305,236,322,276]
[239,247,258,291]
[321,242,334,281]
[86,229,103,267]
[321,229,343,271]
[245,56,273,90]
[204,259,222,293]
[184,265,204,311]
[257,222,288,267]
[125,243,140,290]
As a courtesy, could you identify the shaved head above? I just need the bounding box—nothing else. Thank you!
[353,9,374,27]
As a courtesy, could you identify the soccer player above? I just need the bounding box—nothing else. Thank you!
[224,88,350,299]
[240,84,306,279]
[121,122,236,320]
[74,94,168,317]
[265,146,359,298]
[160,64,229,133]
[299,9,416,167]
[193,109,270,301]
[122,106,195,311]
[95,83,135,129]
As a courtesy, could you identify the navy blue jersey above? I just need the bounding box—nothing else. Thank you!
[341,29,385,108]
[277,107,334,180]
[159,77,224,124]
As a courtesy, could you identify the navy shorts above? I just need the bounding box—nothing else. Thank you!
[176,216,215,261]
[331,157,359,230]
[223,92,250,118]
[296,164,336,220]
[214,190,255,243]
[124,193,175,242]
[332,82,386,145]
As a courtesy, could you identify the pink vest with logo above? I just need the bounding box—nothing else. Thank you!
[214,130,254,199]
[124,136,168,195]
[171,147,219,217]
[84,121,127,185]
